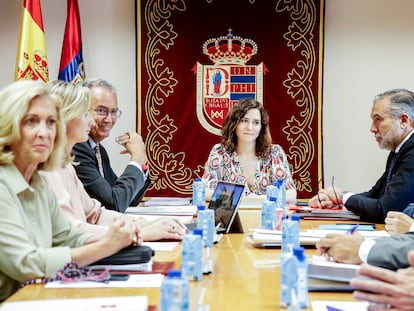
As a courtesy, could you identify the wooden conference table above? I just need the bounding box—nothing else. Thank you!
[6,210,375,310]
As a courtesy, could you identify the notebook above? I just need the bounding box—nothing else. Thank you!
[187,181,245,234]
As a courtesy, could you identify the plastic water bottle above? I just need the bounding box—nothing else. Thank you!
[197,205,215,274]
[192,178,206,207]
[261,197,276,229]
[280,251,294,308]
[197,205,215,247]
[160,269,189,311]
[281,214,300,254]
[293,247,308,308]
[275,178,286,210]
[181,228,203,281]
[280,247,308,309]
[266,182,278,200]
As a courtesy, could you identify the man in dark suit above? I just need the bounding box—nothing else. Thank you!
[72,79,150,212]
[309,89,414,223]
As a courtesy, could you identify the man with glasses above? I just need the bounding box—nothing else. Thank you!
[308,89,414,223]
[72,79,150,212]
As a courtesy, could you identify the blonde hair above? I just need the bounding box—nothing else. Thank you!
[0,80,65,171]
[48,80,91,166]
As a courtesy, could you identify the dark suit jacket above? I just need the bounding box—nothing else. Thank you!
[345,134,414,223]
[72,141,146,212]
[367,232,414,270]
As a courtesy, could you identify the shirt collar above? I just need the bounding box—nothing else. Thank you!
[1,164,42,194]
[88,137,99,150]
[395,129,414,153]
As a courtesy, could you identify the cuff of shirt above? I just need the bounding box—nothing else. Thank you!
[358,238,376,263]
[128,161,148,177]
[342,192,354,205]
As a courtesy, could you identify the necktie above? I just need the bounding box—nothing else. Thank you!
[94,145,104,176]
[386,151,396,187]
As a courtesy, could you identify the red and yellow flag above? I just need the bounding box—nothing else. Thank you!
[15,0,49,82]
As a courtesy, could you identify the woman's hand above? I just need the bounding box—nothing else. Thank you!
[140,217,187,241]
[102,218,141,252]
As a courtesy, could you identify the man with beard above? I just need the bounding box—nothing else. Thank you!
[308,89,414,223]
[72,79,150,213]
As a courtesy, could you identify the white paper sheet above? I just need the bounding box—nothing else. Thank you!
[0,296,148,311]
[143,241,179,251]
[44,273,164,288]
[312,300,369,311]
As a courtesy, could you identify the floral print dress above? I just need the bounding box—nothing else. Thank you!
[202,143,296,195]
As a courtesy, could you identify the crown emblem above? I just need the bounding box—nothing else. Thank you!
[202,29,258,65]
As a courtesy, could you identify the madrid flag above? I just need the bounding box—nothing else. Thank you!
[15,0,49,82]
[58,0,85,83]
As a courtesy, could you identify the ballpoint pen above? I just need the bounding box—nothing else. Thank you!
[346,224,359,234]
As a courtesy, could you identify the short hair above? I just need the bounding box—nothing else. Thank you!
[374,89,414,121]
[49,80,92,166]
[83,78,117,95]
[221,98,272,157]
[0,80,65,171]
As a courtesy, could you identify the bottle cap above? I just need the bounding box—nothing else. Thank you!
[197,205,206,210]
[167,269,182,278]
[195,177,201,181]
[275,179,284,188]
[291,214,301,221]
[269,196,277,202]
[193,228,203,236]
[293,247,306,261]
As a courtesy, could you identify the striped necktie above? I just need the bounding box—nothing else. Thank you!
[386,151,396,187]
[94,144,104,176]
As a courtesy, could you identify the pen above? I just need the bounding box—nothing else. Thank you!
[346,224,359,234]
[336,223,376,229]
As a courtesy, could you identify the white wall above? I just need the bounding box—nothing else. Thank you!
[0,0,136,175]
[323,0,414,192]
[1,0,414,195]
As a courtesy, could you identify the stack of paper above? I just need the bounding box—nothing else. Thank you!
[309,255,360,282]
[126,204,197,216]
[0,296,149,310]
[291,206,361,220]
[143,196,192,206]
[246,228,390,248]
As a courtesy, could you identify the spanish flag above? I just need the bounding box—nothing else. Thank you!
[15,0,49,82]
[58,0,85,83]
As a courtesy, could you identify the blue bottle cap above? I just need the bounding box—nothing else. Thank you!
[293,247,306,260]
[291,214,301,221]
[275,179,284,188]
[197,205,206,210]
[167,269,182,278]
[195,177,201,181]
[193,228,203,236]
[269,196,277,202]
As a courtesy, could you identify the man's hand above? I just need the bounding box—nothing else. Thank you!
[309,186,343,209]
[350,251,414,310]
[385,211,413,235]
[116,131,147,165]
[315,232,364,264]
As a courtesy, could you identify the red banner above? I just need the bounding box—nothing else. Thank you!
[138,0,324,198]
[58,0,85,83]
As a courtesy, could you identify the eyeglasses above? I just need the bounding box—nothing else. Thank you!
[317,176,342,209]
[56,264,112,283]
[91,107,122,119]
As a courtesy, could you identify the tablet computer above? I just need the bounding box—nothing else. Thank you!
[208,181,245,234]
